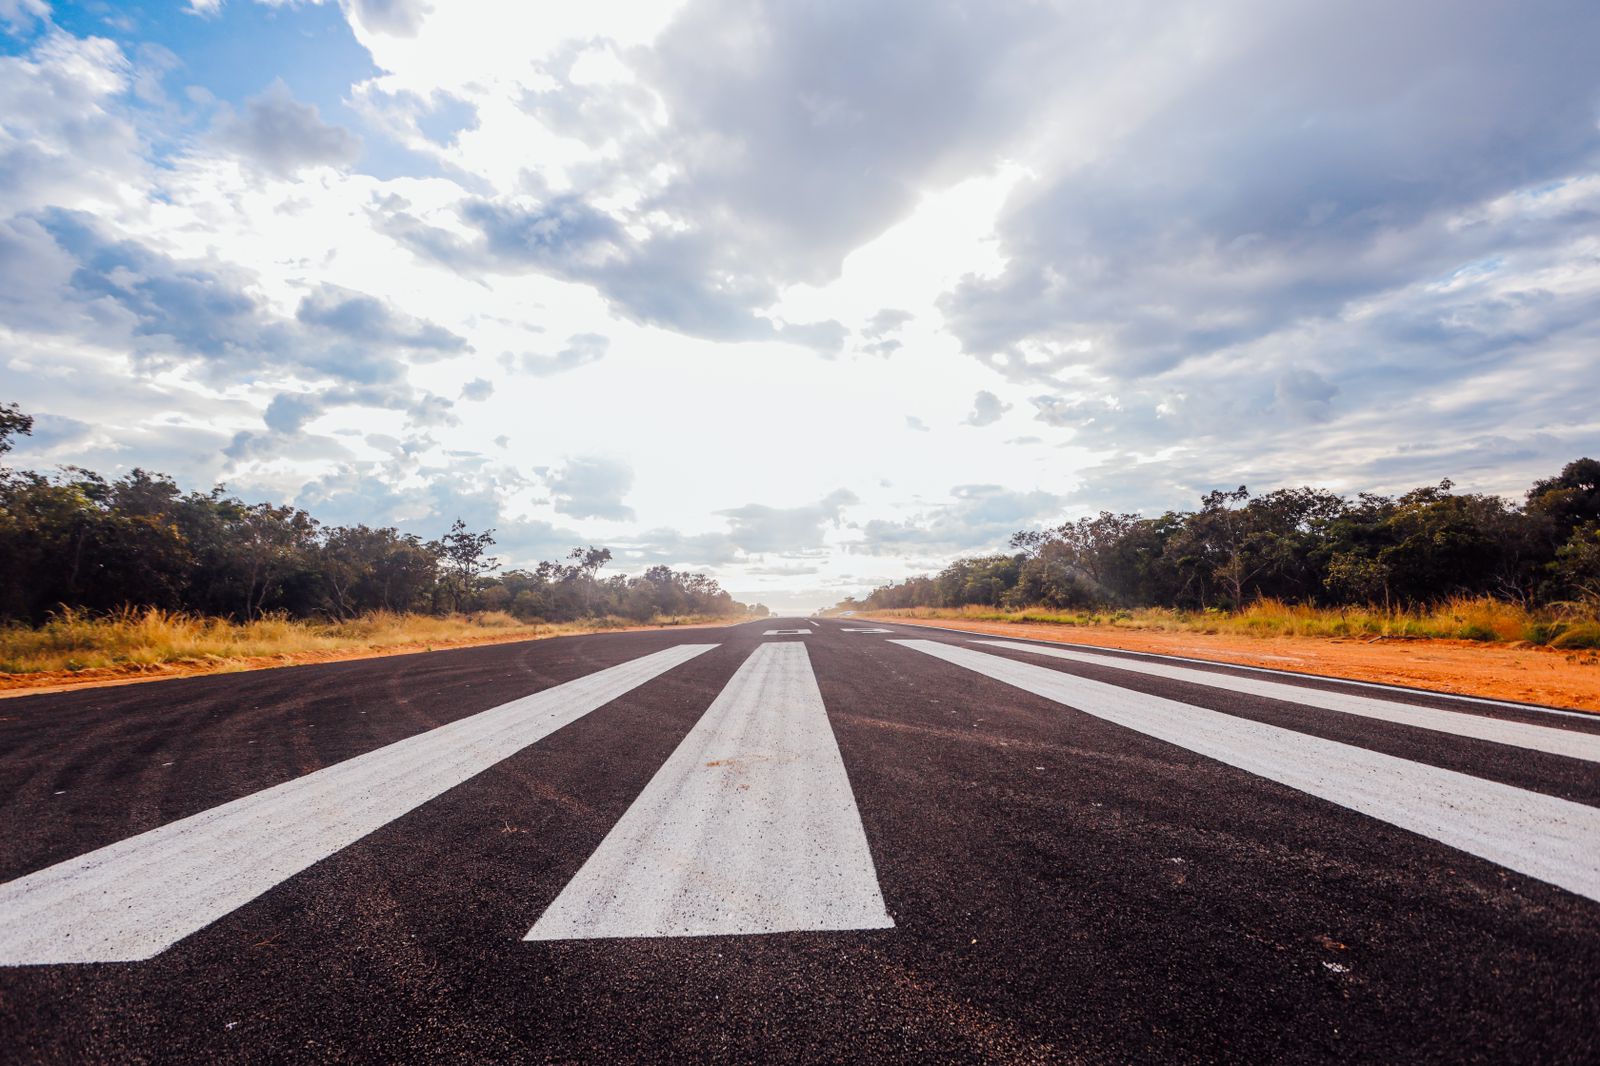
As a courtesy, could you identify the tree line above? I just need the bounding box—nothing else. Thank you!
[841,459,1600,614]
[0,403,766,624]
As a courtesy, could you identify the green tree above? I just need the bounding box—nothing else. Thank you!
[440,519,500,611]
[1527,458,1600,538]
[0,401,33,461]
[1552,524,1600,604]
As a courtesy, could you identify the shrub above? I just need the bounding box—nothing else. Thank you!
[1550,623,1600,650]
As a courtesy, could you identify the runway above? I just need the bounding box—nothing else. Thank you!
[1,617,1596,1062]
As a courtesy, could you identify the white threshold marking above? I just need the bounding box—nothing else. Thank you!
[764,629,811,636]
[527,642,893,940]
[975,640,1600,764]
[843,628,894,634]
[0,644,716,965]
[896,640,1600,904]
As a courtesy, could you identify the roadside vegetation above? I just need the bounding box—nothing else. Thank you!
[838,457,1600,650]
[865,598,1600,650]
[0,607,739,677]
[0,402,766,680]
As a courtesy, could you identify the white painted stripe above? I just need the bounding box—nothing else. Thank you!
[0,644,717,965]
[764,629,810,636]
[975,640,1600,764]
[893,619,1594,719]
[527,642,893,940]
[896,640,1600,904]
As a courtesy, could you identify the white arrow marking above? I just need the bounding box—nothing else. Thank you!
[527,642,893,940]
[897,640,1600,904]
[0,644,716,965]
[974,639,1600,764]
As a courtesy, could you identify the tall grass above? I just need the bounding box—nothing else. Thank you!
[0,607,737,676]
[868,597,1600,649]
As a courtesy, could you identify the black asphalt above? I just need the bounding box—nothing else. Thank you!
[1,618,1597,1064]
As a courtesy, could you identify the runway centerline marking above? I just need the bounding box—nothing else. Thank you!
[974,639,1600,764]
[0,644,717,965]
[897,640,1600,904]
[527,642,893,940]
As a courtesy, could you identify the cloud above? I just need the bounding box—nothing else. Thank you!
[216,79,363,178]
[382,195,624,277]
[850,484,1065,557]
[414,92,477,145]
[259,383,455,439]
[0,31,145,217]
[460,377,493,401]
[349,0,432,37]
[621,0,1068,314]
[617,527,743,566]
[508,332,609,376]
[1027,394,1083,430]
[940,3,1600,385]
[0,214,83,331]
[1273,367,1339,422]
[857,308,913,356]
[775,317,847,356]
[905,415,929,432]
[715,488,858,553]
[964,389,1010,427]
[36,208,288,364]
[383,199,850,351]
[406,392,458,428]
[12,411,91,451]
[370,2,1078,350]
[863,308,914,339]
[0,0,50,31]
[263,391,326,433]
[11,211,467,386]
[296,283,468,356]
[546,455,635,521]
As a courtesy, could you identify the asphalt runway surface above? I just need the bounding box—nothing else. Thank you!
[1,618,1597,1063]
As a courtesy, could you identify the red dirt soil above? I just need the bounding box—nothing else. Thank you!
[867,615,1600,714]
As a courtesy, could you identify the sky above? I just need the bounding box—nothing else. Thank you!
[1,0,1597,613]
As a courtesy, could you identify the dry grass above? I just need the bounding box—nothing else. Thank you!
[0,607,739,676]
[866,597,1600,648]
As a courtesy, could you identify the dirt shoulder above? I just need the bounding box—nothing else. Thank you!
[862,614,1600,714]
[0,618,750,700]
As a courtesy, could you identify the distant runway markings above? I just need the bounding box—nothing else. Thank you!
[527,642,893,940]
[843,628,894,634]
[0,644,717,965]
[898,640,1600,904]
[974,639,1600,764]
[765,629,811,636]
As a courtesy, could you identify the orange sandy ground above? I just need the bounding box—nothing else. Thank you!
[0,618,748,700]
[863,614,1600,714]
